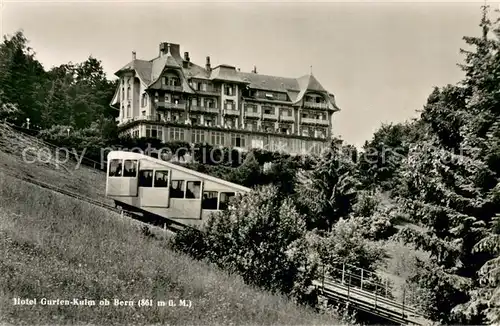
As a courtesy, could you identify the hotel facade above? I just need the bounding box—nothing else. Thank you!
[111,42,340,155]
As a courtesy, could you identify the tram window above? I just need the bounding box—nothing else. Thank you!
[170,180,185,198]
[186,181,201,199]
[109,159,123,177]
[219,192,235,210]
[202,191,218,209]
[123,160,137,177]
[154,170,169,188]
[139,170,153,187]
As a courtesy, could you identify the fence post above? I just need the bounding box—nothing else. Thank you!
[342,263,345,284]
[360,269,364,290]
[347,274,351,302]
[402,286,406,318]
[321,264,325,294]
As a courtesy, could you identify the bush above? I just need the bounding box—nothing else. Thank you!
[169,227,207,261]
[202,185,317,302]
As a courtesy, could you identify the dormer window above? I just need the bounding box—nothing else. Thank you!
[170,77,180,86]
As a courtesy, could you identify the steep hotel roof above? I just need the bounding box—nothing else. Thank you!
[115,43,339,110]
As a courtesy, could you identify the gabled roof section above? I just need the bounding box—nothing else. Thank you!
[293,73,329,105]
[297,74,327,93]
[115,59,152,85]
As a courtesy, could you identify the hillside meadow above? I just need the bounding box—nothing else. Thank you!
[0,171,342,325]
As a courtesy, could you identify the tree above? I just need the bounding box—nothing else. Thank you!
[0,30,47,125]
[296,139,360,231]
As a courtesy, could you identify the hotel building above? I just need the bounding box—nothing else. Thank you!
[110,42,340,155]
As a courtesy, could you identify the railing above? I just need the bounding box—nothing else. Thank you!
[244,111,260,118]
[191,106,220,114]
[301,118,329,126]
[316,262,427,325]
[304,101,329,109]
[196,88,220,95]
[163,85,183,92]
[280,115,295,122]
[156,102,186,110]
[262,113,278,120]
[223,108,240,116]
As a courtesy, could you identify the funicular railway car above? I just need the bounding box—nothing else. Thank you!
[106,151,252,229]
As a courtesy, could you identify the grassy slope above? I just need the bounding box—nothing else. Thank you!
[0,127,340,325]
[0,124,110,204]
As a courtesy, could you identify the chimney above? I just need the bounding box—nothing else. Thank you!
[183,52,190,68]
[206,56,211,71]
[132,51,136,60]
[252,65,257,74]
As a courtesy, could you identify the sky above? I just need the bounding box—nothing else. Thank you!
[0,0,493,147]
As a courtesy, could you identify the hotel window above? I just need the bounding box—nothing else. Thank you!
[231,134,246,147]
[211,131,225,146]
[201,83,207,91]
[192,81,198,90]
[127,86,131,100]
[246,105,257,113]
[206,99,215,108]
[246,121,257,131]
[224,85,234,96]
[170,77,180,86]
[263,106,274,115]
[170,180,185,198]
[192,130,205,143]
[164,94,169,103]
[186,181,201,199]
[126,104,131,117]
[169,127,185,141]
[146,126,163,139]
[282,108,292,116]
[202,191,218,210]
[141,93,147,107]
[121,88,125,100]
[192,98,198,106]
[154,170,169,188]
[225,100,234,110]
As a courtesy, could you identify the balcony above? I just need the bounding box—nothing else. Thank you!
[191,106,220,114]
[262,113,278,120]
[304,101,329,110]
[156,101,186,110]
[301,118,329,126]
[162,85,183,92]
[244,111,260,118]
[280,115,295,122]
[224,108,241,116]
[196,87,220,96]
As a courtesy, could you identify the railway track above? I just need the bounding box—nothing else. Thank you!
[0,166,182,234]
